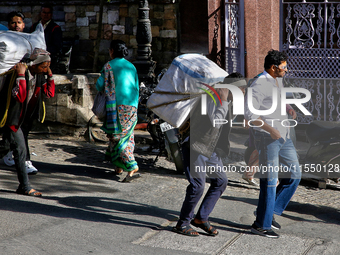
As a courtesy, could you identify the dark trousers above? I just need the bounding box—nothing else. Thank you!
[177,143,228,227]
[21,120,33,161]
[3,126,31,192]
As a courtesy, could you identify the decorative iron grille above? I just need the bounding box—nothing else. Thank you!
[225,0,244,76]
[280,0,340,123]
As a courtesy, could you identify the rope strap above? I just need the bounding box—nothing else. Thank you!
[149,83,220,110]
[0,68,15,77]
[153,91,204,96]
[0,70,16,128]
[148,94,201,110]
[41,101,46,123]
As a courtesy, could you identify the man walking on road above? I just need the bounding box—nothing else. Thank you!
[0,50,55,196]
[244,49,301,238]
[173,73,245,237]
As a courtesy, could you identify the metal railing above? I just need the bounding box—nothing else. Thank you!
[280,0,340,122]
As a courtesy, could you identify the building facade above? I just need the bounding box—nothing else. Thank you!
[0,0,338,124]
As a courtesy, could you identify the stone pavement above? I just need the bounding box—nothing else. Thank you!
[0,129,339,255]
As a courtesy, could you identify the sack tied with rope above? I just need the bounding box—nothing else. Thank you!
[146,54,228,128]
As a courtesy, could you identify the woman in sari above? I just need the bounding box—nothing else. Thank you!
[95,40,140,182]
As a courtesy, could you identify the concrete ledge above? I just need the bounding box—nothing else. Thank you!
[45,73,100,127]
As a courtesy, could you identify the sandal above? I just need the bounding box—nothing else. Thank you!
[190,220,218,236]
[122,173,141,182]
[172,225,199,237]
[16,188,42,197]
[114,168,123,175]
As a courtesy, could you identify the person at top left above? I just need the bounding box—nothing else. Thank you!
[7,11,26,32]
[2,12,51,174]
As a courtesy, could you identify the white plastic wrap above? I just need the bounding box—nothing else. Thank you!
[147,54,228,128]
[0,24,46,74]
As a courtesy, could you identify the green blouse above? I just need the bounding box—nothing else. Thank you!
[96,57,139,108]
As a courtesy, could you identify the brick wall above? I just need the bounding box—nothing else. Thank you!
[0,1,179,73]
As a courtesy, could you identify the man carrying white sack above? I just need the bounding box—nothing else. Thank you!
[2,11,40,173]
[0,49,55,196]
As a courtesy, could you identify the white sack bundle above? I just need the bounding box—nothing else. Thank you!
[0,23,46,74]
[147,54,228,128]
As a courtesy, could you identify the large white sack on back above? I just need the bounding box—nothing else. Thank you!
[0,23,46,74]
[147,54,228,128]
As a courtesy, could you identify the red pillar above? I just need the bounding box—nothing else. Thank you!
[244,0,280,78]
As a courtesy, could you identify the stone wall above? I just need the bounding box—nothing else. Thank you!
[0,0,179,73]
[46,73,100,127]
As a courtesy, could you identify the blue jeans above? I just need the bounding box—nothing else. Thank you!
[177,144,228,227]
[254,131,301,230]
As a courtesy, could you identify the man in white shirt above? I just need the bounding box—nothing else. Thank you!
[244,50,301,238]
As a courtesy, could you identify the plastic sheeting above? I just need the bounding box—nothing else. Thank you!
[0,24,8,31]
[0,23,46,74]
[147,54,228,128]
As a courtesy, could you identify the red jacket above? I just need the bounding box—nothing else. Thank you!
[8,72,55,132]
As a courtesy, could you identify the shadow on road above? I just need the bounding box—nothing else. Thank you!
[0,194,177,229]
[41,142,184,178]
[220,195,340,225]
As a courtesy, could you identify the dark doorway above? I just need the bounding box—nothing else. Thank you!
[179,0,209,54]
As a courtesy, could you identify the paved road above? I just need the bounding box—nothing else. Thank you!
[0,130,339,255]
